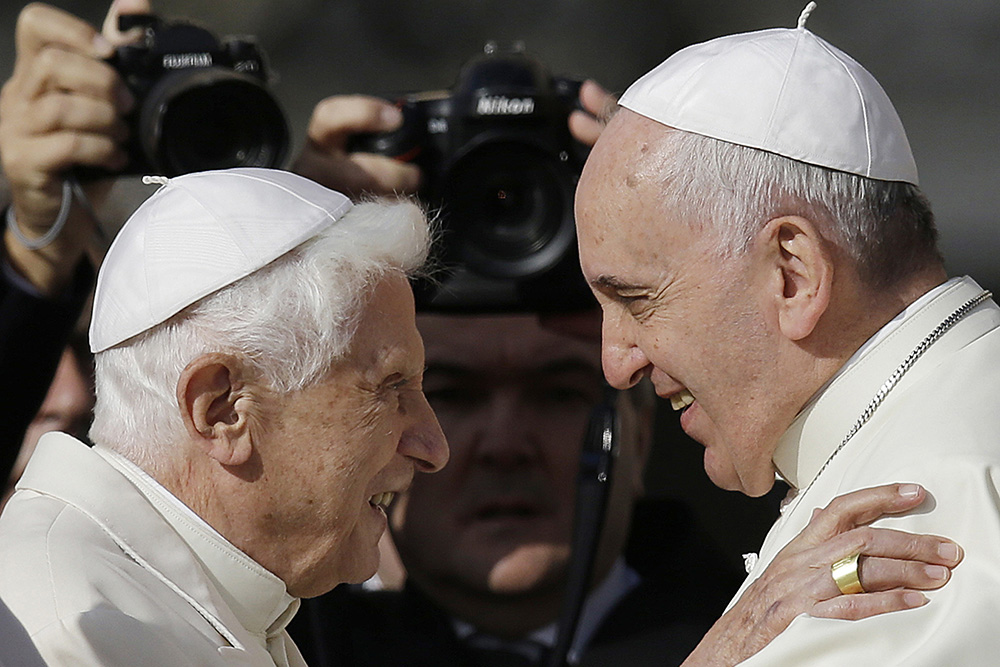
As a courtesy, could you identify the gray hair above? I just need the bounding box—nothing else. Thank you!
[654,128,941,289]
[90,198,432,460]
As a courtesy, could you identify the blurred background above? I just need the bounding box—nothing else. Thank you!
[2,0,997,570]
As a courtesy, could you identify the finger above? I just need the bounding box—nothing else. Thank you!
[307,96,404,151]
[16,3,113,60]
[811,590,928,620]
[102,0,155,46]
[578,79,616,120]
[6,131,127,176]
[856,556,952,592]
[569,110,603,147]
[291,149,399,197]
[800,483,928,543]
[27,92,128,140]
[859,526,963,565]
[17,46,131,112]
[349,153,421,194]
[821,525,963,568]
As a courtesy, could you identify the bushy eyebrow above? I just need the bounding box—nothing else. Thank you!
[591,275,646,294]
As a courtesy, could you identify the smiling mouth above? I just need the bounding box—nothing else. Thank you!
[369,492,395,511]
[670,388,695,412]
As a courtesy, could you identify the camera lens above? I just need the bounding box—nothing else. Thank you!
[139,69,290,176]
[443,141,576,279]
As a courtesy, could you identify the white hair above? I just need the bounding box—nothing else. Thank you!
[654,127,941,289]
[90,198,431,461]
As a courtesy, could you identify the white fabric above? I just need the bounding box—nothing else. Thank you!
[94,447,301,666]
[0,433,306,667]
[618,7,918,184]
[785,276,964,442]
[733,276,1000,665]
[89,167,353,353]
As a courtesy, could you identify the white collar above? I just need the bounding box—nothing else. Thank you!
[94,447,299,647]
[773,276,991,489]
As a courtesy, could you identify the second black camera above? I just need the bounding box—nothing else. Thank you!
[353,44,596,313]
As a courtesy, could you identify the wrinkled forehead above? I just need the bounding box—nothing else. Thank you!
[577,113,682,230]
[576,112,689,280]
[343,273,424,374]
[579,109,678,193]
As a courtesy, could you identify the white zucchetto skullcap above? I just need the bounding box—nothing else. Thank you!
[618,2,918,185]
[89,167,353,353]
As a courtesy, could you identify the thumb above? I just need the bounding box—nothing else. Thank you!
[102,0,155,46]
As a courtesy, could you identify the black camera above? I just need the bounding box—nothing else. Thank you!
[106,14,290,177]
[353,44,596,313]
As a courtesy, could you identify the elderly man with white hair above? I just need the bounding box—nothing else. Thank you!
[0,167,448,666]
[576,4,1000,665]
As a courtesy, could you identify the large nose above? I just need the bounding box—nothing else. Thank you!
[399,391,449,473]
[601,308,652,390]
[472,391,537,469]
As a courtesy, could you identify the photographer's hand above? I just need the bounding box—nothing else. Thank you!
[568,80,616,148]
[293,95,421,198]
[0,0,148,295]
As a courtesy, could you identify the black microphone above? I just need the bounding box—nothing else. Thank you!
[546,385,619,667]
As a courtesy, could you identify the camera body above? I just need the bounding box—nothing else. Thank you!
[107,15,289,177]
[354,45,596,313]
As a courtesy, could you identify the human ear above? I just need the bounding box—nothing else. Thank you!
[758,216,833,341]
[176,353,257,466]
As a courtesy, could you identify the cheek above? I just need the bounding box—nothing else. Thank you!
[346,399,404,465]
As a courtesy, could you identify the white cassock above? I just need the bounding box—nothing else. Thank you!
[734,276,1000,666]
[0,432,306,667]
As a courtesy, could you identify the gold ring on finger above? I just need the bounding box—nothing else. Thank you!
[831,552,865,595]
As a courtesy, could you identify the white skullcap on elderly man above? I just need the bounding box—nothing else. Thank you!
[618,1,918,185]
[89,167,353,353]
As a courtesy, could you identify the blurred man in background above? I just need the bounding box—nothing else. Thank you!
[2,339,93,509]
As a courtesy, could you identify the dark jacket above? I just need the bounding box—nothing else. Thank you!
[0,252,92,480]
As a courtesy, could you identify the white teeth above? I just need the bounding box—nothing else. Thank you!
[670,389,695,412]
[369,492,395,509]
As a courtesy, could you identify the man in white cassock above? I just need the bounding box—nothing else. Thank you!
[0,168,449,666]
[575,4,1000,665]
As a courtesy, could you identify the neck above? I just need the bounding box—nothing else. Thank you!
[127,441,249,555]
[809,265,947,389]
